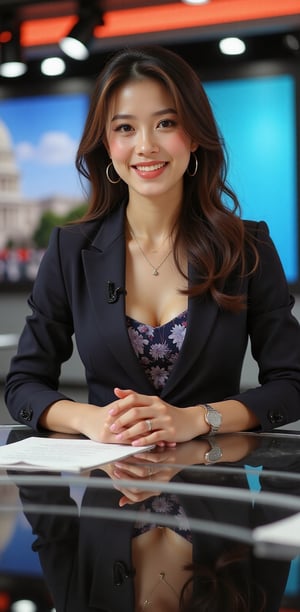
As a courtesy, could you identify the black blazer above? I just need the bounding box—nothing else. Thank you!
[5,202,300,430]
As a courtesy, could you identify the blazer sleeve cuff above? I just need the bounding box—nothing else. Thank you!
[227,382,300,432]
[17,389,74,431]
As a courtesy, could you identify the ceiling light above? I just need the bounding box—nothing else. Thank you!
[0,19,27,77]
[283,33,300,52]
[0,60,27,78]
[41,57,66,76]
[59,0,103,60]
[219,37,246,55]
[11,601,37,612]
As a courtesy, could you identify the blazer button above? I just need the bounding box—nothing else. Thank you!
[19,408,33,422]
[267,410,284,424]
[113,561,135,586]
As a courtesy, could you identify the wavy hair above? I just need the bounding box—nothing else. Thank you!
[179,545,266,612]
[75,46,258,311]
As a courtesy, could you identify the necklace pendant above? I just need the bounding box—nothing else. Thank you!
[152,269,159,276]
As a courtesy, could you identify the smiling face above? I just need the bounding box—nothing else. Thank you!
[105,77,197,205]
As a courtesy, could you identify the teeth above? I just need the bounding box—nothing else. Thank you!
[135,163,166,172]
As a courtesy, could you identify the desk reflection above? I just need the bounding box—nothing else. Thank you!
[8,433,300,612]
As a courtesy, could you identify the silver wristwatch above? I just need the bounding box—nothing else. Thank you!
[203,403,222,435]
[204,437,223,464]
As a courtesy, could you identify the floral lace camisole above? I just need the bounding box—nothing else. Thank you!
[126,310,191,542]
[126,309,188,391]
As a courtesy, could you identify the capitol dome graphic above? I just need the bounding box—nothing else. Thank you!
[0,118,83,283]
[0,119,22,196]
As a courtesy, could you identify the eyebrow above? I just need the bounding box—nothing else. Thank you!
[111,107,177,122]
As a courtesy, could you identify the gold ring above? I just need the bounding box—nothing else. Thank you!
[146,419,152,432]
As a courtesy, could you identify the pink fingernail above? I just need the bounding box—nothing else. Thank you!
[131,439,141,446]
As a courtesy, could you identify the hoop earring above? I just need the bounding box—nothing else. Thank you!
[186,153,198,177]
[106,162,121,184]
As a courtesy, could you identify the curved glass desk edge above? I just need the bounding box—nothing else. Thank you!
[1,426,300,561]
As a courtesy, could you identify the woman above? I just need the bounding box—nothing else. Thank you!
[5,46,300,443]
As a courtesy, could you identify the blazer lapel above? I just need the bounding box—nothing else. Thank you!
[161,266,220,398]
[81,204,155,393]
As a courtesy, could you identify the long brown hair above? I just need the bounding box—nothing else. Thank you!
[180,545,266,611]
[75,46,258,311]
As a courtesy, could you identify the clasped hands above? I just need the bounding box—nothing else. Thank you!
[104,387,207,447]
[102,447,178,506]
[102,439,212,506]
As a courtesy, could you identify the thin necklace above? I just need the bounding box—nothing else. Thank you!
[128,222,173,276]
[143,571,179,607]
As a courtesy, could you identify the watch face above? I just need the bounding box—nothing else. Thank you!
[207,409,222,427]
[205,447,223,463]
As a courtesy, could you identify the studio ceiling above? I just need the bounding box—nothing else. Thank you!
[0,0,300,78]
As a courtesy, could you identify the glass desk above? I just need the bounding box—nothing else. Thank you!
[0,426,300,612]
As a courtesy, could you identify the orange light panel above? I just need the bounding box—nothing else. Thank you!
[21,0,300,48]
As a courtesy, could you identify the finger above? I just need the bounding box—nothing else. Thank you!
[110,411,153,436]
[115,485,160,501]
[108,390,136,417]
[119,491,160,507]
[109,390,153,417]
[112,400,154,429]
[112,480,143,496]
[110,388,146,414]
[119,496,133,507]
[113,485,141,499]
[128,418,176,446]
[114,387,134,399]
[114,417,157,442]
[113,464,154,479]
[115,463,172,482]
[156,441,177,448]
[130,430,174,447]
[132,450,174,463]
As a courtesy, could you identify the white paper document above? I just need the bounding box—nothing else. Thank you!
[0,437,154,472]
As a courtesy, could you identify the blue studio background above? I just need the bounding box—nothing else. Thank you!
[204,74,298,284]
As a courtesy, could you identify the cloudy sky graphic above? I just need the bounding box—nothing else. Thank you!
[16,130,78,165]
[0,92,88,199]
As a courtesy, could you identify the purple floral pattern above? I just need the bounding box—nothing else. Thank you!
[133,493,192,542]
[126,310,188,390]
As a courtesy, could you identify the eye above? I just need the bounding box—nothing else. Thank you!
[114,124,134,133]
[157,118,176,129]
